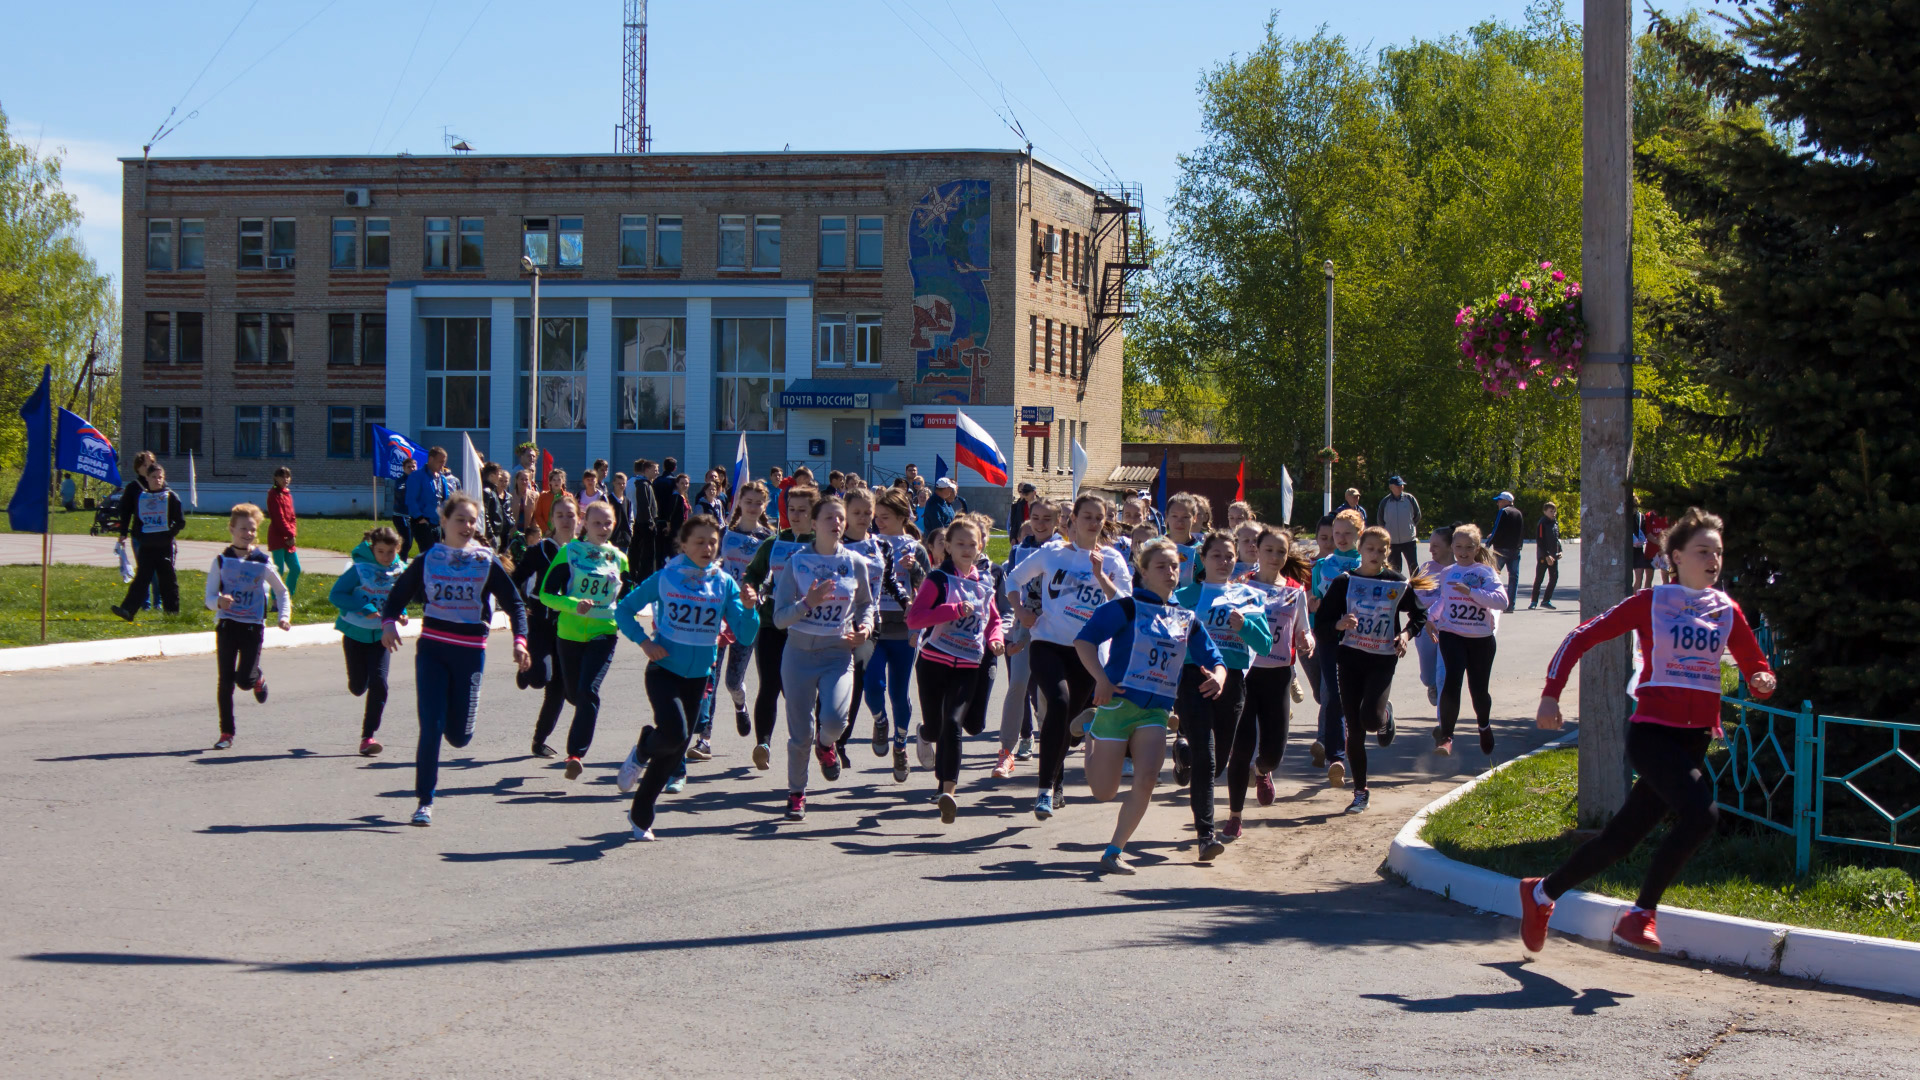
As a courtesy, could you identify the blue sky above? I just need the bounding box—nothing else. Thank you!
[7,0,1602,288]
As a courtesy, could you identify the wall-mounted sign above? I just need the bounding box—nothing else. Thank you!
[1020,424,1052,439]
[876,418,907,446]
[781,390,871,409]
[807,439,826,456]
[910,413,956,430]
[1019,406,1055,424]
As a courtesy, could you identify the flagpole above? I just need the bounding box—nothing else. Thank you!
[40,530,49,643]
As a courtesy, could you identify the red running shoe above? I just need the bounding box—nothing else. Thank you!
[816,742,841,782]
[252,677,269,704]
[1256,772,1276,807]
[1519,877,1554,953]
[1612,908,1661,952]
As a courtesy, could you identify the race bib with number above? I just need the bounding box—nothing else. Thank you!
[1049,564,1105,626]
[878,534,920,612]
[844,537,886,605]
[720,529,765,582]
[1433,564,1499,637]
[343,560,402,629]
[790,550,859,638]
[138,490,169,531]
[423,545,493,625]
[1194,581,1263,657]
[927,572,994,661]
[1119,601,1194,700]
[563,543,622,619]
[219,557,270,624]
[1644,585,1736,693]
[1341,575,1408,655]
[656,563,728,647]
[1249,579,1307,666]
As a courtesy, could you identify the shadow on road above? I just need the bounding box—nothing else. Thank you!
[1361,960,1632,1015]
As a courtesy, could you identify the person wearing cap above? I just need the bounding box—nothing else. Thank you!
[1340,488,1367,522]
[1489,491,1526,613]
[1137,490,1165,531]
[921,477,966,533]
[1376,475,1422,576]
[1008,482,1039,539]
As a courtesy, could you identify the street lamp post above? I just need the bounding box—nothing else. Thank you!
[1323,259,1335,515]
[522,256,541,479]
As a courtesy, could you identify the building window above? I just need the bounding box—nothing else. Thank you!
[1045,225,1055,279]
[1029,315,1038,371]
[145,312,170,364]
[713,317,786,431]
[854,314,883,367]
[1026,434,1035,470]
[178,312,204,364]
[331,218,358,269]
[717,215,746,270]
[365,218,390,269]
[817,315,846,367]
[1030,219,1041,279]
[144,407,171,457]
[754,215,781,270]
[234,406,263,458]
[424,317,492,429]
[178,407,203,458]
[1044,319,1054,375]
[361,313,386,366]
[819,216,847,270]
[328,406,356,458]
[424,218,452,268]
[147,220,172,271]
[268,406,295,457]
[522,217,549,266]
[557,216,584,267]
[856,216,883,269]
[328,313,356,366]
[269,218,296,268]
[516,317,588,430]
[179,219,205,270]
[457,217,483,269]
[361,406,384,459]
[1068,326,1079,379]
[234,313,296,365]
[616,317,686,431]
[619,214,648,267]
[240,218,265,269]
[1042,433,1051,471]
[656,215,682,268]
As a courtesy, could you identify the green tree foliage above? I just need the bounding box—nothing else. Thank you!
[0,106,116,469]
[1643,1,1920,717]
[1127,4,1727,515]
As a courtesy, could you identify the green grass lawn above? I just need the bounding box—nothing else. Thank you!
[23,507,374,554]
[1422,746,1920,942]
[0,564,356,647]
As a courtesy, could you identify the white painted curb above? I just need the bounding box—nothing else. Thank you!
[1387,732,1920,1000]
[0,613,513,673]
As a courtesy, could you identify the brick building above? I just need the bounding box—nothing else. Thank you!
[122,150,1142,518]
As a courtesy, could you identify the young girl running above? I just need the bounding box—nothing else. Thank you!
[1006,494,1132,820]
[1235,528,1315,826]
[1315,525,1432,814]
[742,484,818,771]
[994,498,1058,777]
[537,499,629,780]
[1163,493,1201,588]
[770,496,876,820]
[613,515,760,840]
[329,526,409,755]
[1308,508,1366,786]
[1427,523,1507,756]
[839,487,891,768]
[719,482,774,738]
[866,487,929,780]
[1073,538,1226,874]
[266,467,302,596]
[959,513,1006,752]
[380,493,531,826]
[1520,507,1775,954]
[513,496,577,758]
[1232,521,1262,581]
[1174,532,1273,859]
[205,504,293,749]
[904,516,1005,823]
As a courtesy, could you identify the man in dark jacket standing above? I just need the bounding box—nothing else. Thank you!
[653,456,686,571]
[1529,500,1563,609]
[1488,491,1526,613]
[629,458,660,581]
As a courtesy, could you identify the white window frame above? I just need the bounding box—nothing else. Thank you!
[557,216,584,268]
[424,317,493,429]
[239,218,265,270]
[712,317,787,432]
[717,215,747,270]
[855,216,883,269]
[619,214,649,267]
[364,218,390,269]
[179,219,205,270]
[817,314,847,367]
[424,217,452,269]
[753,214,781,271]
[456,217,484,269]
[818,216,847,270]
[147,220,173,271]
[655,215,683,268]
[517,316,588,431]
[854,314,883,368]
[331,217,358,269]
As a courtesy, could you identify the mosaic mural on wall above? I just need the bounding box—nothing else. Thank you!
[908,179,992,406]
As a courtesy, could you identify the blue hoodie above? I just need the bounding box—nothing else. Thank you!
[616,554,761,680]
[1076,586,1224,711]
[329,540,409,644]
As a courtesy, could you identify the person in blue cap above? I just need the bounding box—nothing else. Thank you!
[1488,492,1526,613]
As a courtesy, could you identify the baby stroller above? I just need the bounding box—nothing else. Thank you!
[90,489,127,537]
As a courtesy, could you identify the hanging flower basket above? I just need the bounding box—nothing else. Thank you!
[1316,446,1340,464]
[1456,262,1586,396]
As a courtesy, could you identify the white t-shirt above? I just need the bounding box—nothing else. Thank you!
[1005,539,1134,647]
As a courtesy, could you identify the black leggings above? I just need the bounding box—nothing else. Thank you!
[1178,665,1249,837]
[1239,664,1295,778]
[1337,647,1398,790]
[1545,723,1718,911]
[342,636,391,738]
[965,653,997,736]
[1029,639,1095,793]
[753,622,788,746]
[522,623,567,748]
[1436,632,1496,740]
[631,664,708,831]
[122,543,179,613]
[915,656,977,783]
[214,619,264,734]
[556,634,618,759]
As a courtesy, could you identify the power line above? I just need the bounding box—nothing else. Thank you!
[180,1,343,123]
[145,0,262,150]
[380,0,495,153]
[985,0,1120,184]
[873,0,1026,146]
[369,0,439,153]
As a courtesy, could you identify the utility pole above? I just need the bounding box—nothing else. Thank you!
[1323,259,1335,516]
[1578,0,1635,825]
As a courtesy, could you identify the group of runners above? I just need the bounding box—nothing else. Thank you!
[189,468,1771,954]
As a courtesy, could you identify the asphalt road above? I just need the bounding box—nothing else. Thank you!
[2,546,1912,1079]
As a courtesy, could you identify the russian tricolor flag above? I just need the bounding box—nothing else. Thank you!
[954,411,1008,487]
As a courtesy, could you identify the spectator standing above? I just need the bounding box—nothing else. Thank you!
[266,466,302,596]
[1530,500,1562,609]
[483,463,514,551]
[405,446,455,552]
[608,472,634,551]
[390,456,417,559]
[1640,505,1670,590]
[659,472,691,563]
[921,477,964,532]
[1008,482,1038,538]
[1488,491,1525,613]
[1340,487,1367,522]
[1375,475,1422,576]
[60,473,76,511]
[652,456,682,571]
[628,458,660,582]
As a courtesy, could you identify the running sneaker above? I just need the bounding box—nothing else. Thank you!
[630,824,656,842]
[1122,757,1134,778]
[411,804,432,826]
[915,734,936,772]
[359,737,382,757]
[1427,685,1439,706]
[616,745,642,793]
[1221,816,1243,841]
[1015,736,1033,761]
[1198,834,1226,861]
[1479,723,1495,756]
[1255,772,1276,807]
[1612,909,1661,952]
[1172,737,1192,787]
[892,745,909,782]
[1310,740,1326,768]
[1052,779,1066,810]
[1033,790,1054,821]
[213,733,234,750]
[817,742,841,782]
[752,742,772,771]
[1519,877,1555,953]
[1527,602,1538,610]
[1435,737,1454,756]
[785,793,806,821]
[735,708,751,738]
[1099,849,1135,875]
[564,756,584,781]
[991,749,1016,778]
[872,715,890,757]
[252,678,269,704]
[937,791,958,825]
[110,605,134,622]
[1344,789,1370,814]
[1068,708,1096,738]
[1290,676,1305,704]
[1377,704,1396,747]
[1327,760,1346,788]
[1542,601,1557,610]
[686,737,712,762]
[663,774,686,794]
[531,741,558,759]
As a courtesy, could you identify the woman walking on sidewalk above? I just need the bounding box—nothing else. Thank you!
[1520,507,1775,955]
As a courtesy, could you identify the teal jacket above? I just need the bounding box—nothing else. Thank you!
[1174,581,1274,671]
[616,555,761,680]
[329,541,409,644]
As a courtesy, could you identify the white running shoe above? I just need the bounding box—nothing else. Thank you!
[630,824,656,842]
[616,745,642,793]
[916,736,936,771]
[1122,757,1134,778]
[410,804,432,827]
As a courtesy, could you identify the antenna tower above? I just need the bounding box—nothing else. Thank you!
[616,0,651,153]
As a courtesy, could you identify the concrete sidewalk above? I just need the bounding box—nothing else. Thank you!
[0,532,351,576]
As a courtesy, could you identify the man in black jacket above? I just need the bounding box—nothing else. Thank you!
[654,457,687,569]
[1488,491,1526,613]
[1529,500,1563,609]
[629,458,659,582]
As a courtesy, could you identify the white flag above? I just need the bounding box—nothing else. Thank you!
[187,451,199,509]
[459,432,484,503]
[1280,466,1294,525]
[1070,439,1087,500]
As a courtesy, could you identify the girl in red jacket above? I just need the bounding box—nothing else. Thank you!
[1520,507,1776,955]
[267,467,302,596]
